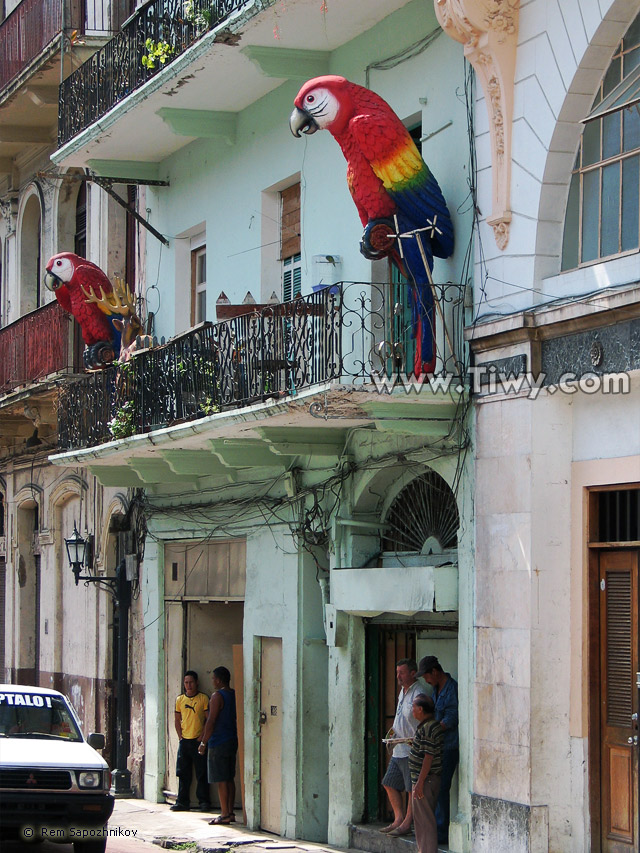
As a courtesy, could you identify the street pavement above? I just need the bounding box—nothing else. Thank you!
[108,799,351,853]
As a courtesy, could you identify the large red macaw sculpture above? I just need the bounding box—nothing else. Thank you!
[290,75,454,375]
[44,252,144,369]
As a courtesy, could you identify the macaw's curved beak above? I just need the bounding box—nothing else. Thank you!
[290,106,318,137]
[44,270,61,291]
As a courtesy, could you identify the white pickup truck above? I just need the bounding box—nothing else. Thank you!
[0,684,114,853]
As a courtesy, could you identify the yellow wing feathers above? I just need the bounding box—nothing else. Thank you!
[372,145,424,191]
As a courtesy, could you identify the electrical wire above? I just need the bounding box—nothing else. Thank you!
[365,27,443,89]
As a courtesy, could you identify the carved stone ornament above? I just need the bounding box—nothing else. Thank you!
[590,340,604,368]
[434,0,519,250]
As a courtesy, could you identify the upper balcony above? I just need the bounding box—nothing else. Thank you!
[53,0,416,167]
[55,281,467,461]
[0,0,123,181]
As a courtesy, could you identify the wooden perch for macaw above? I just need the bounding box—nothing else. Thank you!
[389,215,460,376]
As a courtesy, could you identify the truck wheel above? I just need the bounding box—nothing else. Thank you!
[73,839,107,853]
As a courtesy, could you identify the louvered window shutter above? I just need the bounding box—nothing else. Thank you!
[283,254,302,302]
[605,569,633,726]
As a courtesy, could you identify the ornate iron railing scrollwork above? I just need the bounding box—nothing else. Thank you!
[59,0,247,146]
[56,281,465,451]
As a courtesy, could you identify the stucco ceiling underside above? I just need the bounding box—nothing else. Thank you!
[53,0,416,168]
[0,41,107,175]
[48,385,465,490]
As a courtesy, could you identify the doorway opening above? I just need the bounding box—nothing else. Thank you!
[164,539,246,814]
[588,486,639,853]
[364,469,460,824]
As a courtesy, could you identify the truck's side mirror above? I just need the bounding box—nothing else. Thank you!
[87,733,105,749]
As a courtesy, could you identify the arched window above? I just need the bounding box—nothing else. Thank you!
[562,14,640,269]
[74,182,87,258]
[382,470,459,553]
[20,194,42,314]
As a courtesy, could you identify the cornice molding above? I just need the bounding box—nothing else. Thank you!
[434,0,519,250]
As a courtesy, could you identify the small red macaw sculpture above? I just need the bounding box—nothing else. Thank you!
[44,252,145,369]
[290,75,454,375]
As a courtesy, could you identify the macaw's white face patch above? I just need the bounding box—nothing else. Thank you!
[301,88,340,129]
[50,256,75,282]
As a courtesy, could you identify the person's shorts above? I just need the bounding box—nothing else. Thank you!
[207,739,238,783]
[382,756,411,792]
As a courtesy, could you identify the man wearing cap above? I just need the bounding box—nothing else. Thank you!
[417,655,458,846]
[381,658,427,835]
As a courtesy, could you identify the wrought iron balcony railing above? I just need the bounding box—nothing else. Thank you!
[57,281,466,451]
[58,0,247,146]
[0,301,81,395]
[0,0,120,93]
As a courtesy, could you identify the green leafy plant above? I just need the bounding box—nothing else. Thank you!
[183,0,212,33]
[141,38,175,70]
[201,396,220,416]
[108,401,136,440]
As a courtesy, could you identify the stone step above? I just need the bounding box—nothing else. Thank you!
[349,824,450,853]
[349,824,415,853]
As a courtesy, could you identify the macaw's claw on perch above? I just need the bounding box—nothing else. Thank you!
[83,342,116,370]
[360,218,396,260]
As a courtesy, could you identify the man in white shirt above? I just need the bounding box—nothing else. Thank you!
[381,658,427,835]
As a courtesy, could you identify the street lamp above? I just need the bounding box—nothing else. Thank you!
[65,523,91,586]
[65,521,134,797]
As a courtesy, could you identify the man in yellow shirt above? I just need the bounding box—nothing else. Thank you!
[172,670,210,811]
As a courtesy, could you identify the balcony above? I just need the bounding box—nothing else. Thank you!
[0,301,81,396]
[0,0,124,182]
[56,281,466,452]
[52,0,415,168]
[58,0,247,147]
[0,0,119,94]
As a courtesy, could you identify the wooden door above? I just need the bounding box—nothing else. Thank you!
[365,626,416,822]
[259,637,282,834]
[600,551,639,852]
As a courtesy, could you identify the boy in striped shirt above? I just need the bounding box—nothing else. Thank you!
[409,694,444,853]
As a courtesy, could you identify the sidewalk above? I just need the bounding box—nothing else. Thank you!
[110,799,351,853]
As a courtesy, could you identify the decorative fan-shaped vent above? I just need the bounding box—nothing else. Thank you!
[382,471,459,552]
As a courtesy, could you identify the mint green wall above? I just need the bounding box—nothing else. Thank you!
[140,1,473,843]
[325,427,474,849]
[145,0,470,343]
[297,548,329,841]
[139,415,474,847]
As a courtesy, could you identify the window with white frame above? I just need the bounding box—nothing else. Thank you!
[562,13,640,269]
[191,238,206,326]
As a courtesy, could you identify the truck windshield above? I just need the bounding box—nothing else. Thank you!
[0,693,82,742]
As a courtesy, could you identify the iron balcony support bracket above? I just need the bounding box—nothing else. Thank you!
[91,175,170,247]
